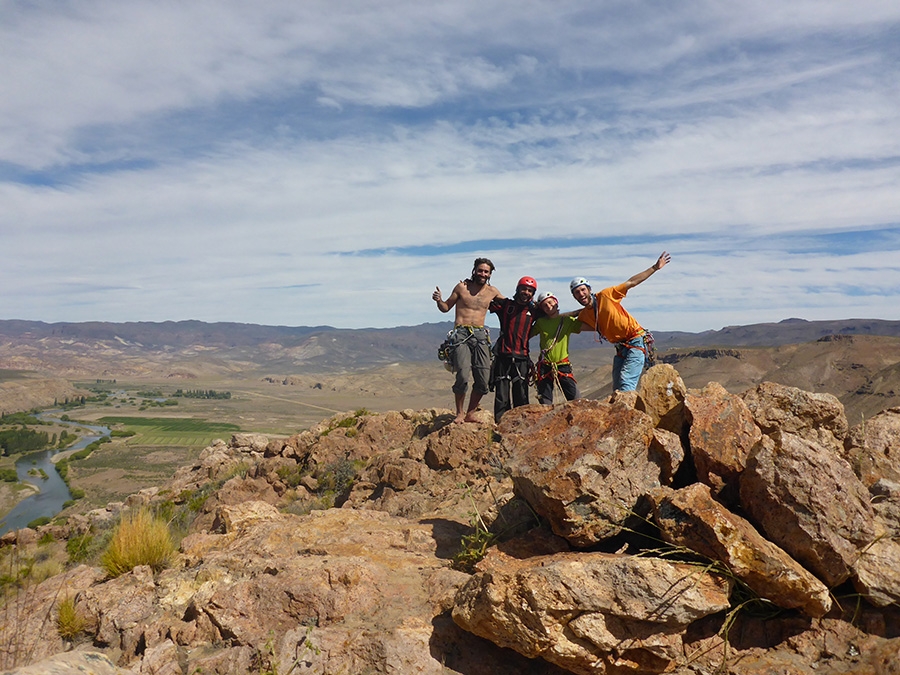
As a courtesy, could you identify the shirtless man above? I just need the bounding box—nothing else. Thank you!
[433,258,504,422]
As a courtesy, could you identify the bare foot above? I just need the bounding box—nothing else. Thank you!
[463,412,480,423]
[453,414,466,424]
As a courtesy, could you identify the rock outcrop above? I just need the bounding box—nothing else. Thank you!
[2,366,899,675]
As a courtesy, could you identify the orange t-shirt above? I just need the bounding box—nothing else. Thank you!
[576,283,643,344]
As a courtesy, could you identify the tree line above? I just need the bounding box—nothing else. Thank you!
[173,389,232,399]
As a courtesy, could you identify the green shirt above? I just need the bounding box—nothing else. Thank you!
[531,316,582,364]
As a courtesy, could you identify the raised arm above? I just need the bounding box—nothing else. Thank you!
[622,251,671,290]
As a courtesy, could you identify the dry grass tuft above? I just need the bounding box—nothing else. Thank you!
[56,595,88,640]
[100,508,175,578]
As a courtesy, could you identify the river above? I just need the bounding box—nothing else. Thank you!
[0,414,110,536]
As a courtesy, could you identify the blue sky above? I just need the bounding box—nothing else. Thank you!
[2,1,899,331]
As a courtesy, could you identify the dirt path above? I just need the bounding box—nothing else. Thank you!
[230,389,343,414]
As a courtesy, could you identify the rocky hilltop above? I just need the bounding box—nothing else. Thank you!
[2,365,900,674]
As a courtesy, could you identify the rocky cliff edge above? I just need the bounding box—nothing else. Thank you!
[2,364,900,675]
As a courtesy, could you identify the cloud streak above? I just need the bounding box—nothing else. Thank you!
[1,1,899,331]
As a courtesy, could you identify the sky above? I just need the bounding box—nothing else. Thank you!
[2,1,899,332]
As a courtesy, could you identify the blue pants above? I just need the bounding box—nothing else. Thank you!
[613,336,645,392]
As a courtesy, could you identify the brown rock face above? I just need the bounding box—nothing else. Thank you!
[685,381,762,502]
[636,363,688,435]
[452,550,731,675]
[0,652,122,675]
[651,483,832,617]
[499,400,660,546]
[740,432,876,586]
[844,406,900,487]
[6,379,900,675]
[741,381,848,455]
[853,532,900,608]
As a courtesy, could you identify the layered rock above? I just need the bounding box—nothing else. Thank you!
[739,431,875,586]
[499,400,662,546]
[684,381,762,502]
[650,483,831,617]
[4,369,900,675]
[453,549,731,675]
[844,406,900,487]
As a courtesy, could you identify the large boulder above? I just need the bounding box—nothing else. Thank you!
[499,400,661,546]
[0,566,104,667]
[651,483,831,617]
[853,533,900,608]
[739,432,876,586]
[684,382,762,502]
[452,549,732,675]
[741,381,848,456]
[636,364,688,435]
[844,406,900,487]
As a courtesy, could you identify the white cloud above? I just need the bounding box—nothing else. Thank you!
[1,0,899,331]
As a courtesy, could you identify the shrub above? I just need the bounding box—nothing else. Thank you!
[57,596,88,640]
[26,516,51,529]
[100,509,175,577]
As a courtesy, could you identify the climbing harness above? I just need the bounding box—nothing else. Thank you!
[438,325,490,372]
[614,330,656,368]
[534,318,576,403]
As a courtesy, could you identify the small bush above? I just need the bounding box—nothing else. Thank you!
[26,516,51,529]
[100,509,175,578]
[57,596,88,640]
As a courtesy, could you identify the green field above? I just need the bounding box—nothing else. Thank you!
[97,416,241,447]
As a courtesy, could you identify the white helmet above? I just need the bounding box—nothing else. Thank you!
[536,291,556,305]
[570,277,590,293]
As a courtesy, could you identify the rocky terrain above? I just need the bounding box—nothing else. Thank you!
[1,364,899,674]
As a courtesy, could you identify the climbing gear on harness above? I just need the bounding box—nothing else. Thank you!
[534,319,571,385]
[644,331,657,366]
[437,326,491,372]
[614,331,655,368]
[437,331,455,371]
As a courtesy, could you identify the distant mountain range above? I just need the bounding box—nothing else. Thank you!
[2,317,899,371]
[1,317,900,422]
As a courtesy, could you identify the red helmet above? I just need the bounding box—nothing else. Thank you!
[517,276,538,290]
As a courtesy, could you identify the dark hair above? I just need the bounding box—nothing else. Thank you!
[473,257,495,273]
